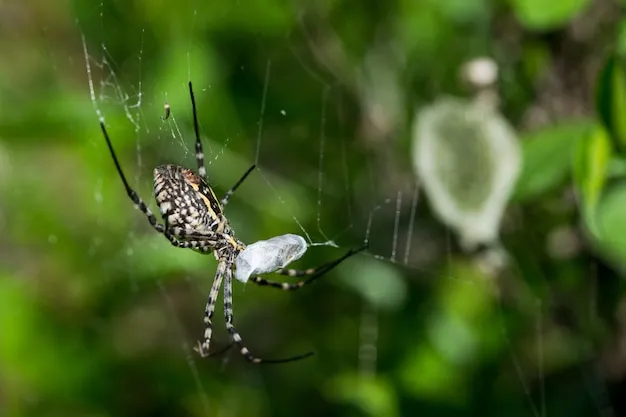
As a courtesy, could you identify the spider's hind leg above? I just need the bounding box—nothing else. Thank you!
[223,269,313,364]
[194,261,226,357]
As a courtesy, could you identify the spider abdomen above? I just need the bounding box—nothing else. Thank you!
[153,164,223,237]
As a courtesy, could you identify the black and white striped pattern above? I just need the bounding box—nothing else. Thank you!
[101,81,366,365]
[223,267,314,364]
[189,82,207,181]
[194,261,226,357]
[100,122,216,253]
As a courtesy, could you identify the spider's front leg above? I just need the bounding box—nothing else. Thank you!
[100,121,216,253]
[221,164,256,207]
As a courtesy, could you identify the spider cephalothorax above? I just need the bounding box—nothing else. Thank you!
[100,81,366,364]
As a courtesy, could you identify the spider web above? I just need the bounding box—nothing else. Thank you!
[70,2,617,417]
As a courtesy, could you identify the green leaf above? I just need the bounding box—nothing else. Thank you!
[596,54,626,154]
[510,0,591,30]
[617,20,626,56]
[513,120,594,202]
[339,256,407,310]
[325,373,398,417]
[0,275,98,400]
[572,125,613,237]
[596,183,626,264]
[399,343,466,403]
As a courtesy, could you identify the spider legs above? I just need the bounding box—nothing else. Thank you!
[223,268,314,364]
[222,164,256,207]
[249,244,368,290]
[188,81,254,206]
[194,261,225,357]
[100,121,215,252]
[188,81,207,180]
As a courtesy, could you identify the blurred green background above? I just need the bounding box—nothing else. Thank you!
[3,0,626,416]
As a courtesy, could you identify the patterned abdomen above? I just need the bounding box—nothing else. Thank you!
[153,165,223,237]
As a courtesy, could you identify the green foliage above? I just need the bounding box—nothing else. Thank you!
[326,373,398,417]
[339,257,407,310]
[510,0,591,29]
[597,54,626,154]
[572,125,612,237]
[596,183,626,264]
[2,1,626,417]
[514,120,593,201]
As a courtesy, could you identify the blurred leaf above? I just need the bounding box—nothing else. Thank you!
[436,0,490,23]
[135,0,294,34]
[597,54,626,154]
[607,156,626,178]
[399,343,466,403]
[339,256,407,310]
[427,311,478,366]
[0,276,97,401]
[513,120,594,202]
[510,0,591,30]
[325,373,398,417]
[572,125,613,237]
[397,1,445,58]
[430,260,502,365]
[522,42,551,81]
[618,20,626,56]
[596,183,626,263]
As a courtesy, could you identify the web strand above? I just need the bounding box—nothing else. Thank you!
[255,60,271,165]
[337,92,354,226]
[403,182,420,265]
[158,280,212,416]
[391,191,402,263]
[316,86,332,243]
[82,34,103,122]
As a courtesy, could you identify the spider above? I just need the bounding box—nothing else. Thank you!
[100,81,367,364]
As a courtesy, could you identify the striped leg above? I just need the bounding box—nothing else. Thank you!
[221,165,256,207]
[194,261,226,357]
[101,121,216,253]
[223,268,313,364]
[188,80,254,204]
[249,244,368,290]
[188,81,207,180]
[163,234,215,252]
